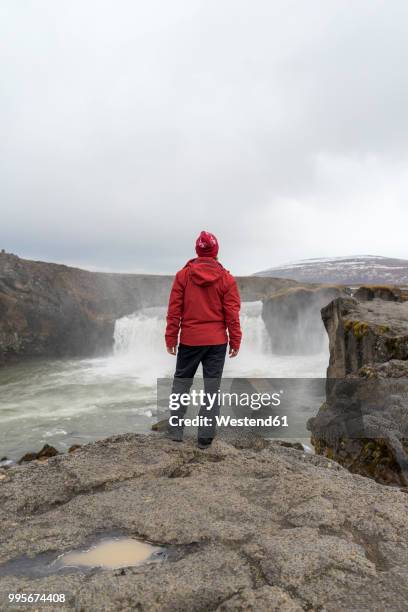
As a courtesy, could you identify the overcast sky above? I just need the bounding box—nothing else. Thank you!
[1,0,408,275]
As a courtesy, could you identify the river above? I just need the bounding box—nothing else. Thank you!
[0,302,328,460]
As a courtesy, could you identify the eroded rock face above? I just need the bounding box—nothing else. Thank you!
[311,295,408,485]
[1,433,408,610]
[321,297,408,378]
[262,286,345,354]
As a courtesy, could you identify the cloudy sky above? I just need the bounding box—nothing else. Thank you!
[1,0,408,275]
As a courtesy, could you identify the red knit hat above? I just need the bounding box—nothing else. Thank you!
[195,231,219,257]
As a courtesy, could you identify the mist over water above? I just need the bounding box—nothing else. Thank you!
[114,302,328,379]
[0,302,328,459]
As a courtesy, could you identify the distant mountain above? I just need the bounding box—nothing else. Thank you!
[254,255,408,286]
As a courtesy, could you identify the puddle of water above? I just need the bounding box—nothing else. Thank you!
[0,535,166,578]
[58,537,163,570]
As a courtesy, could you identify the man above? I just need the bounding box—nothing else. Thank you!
[165,231,242,448]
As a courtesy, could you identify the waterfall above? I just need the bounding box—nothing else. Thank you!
[114,306,166,357]
[238,301,271,354]
[112,301,328,379]
[113,302,270,358]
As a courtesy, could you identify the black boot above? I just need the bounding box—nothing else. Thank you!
[197,437,213,449]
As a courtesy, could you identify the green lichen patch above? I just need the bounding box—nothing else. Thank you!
[344,320,369,338]
[352,321,368,338]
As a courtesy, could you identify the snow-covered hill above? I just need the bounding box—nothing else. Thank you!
[254,255,408,285]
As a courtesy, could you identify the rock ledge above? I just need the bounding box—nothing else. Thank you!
[1,433,408,611]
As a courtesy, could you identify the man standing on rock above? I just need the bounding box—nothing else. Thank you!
[165,231,242,448]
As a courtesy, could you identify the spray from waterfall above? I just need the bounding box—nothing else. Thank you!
[114,303,271,359]
[113,302,328,379]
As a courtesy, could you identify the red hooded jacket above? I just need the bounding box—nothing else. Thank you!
[165,257,242,349]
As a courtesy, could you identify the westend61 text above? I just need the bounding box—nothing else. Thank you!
[168,415,289,427]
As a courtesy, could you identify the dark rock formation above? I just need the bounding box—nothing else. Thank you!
[0,252,296,365]
[262,286,345,354]
[353,285,406,302]
[274,440,304,451]
[68,444,82,453]
[18,444,60,464]
[310,296,408,485]
[1,433,408,610]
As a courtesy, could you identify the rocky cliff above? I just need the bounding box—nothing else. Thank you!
[0,253,296,365]
[1,433,408,611]
[321,295,408,378]
[0,253,173,364]
[309,293,408,485]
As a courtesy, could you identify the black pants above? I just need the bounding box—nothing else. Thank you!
[168,343,227,440]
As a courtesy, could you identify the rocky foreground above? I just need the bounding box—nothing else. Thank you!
[1,433,408,611]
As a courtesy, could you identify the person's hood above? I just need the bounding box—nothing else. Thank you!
[185,257,224,286]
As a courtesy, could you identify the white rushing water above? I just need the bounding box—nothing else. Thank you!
[113,301,328,379]
[0,302,328,459]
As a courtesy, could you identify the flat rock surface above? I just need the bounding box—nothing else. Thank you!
[1,433,408,611]
[342,298,408,333]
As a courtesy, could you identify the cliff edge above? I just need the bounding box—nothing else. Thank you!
[310,293,408,485]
